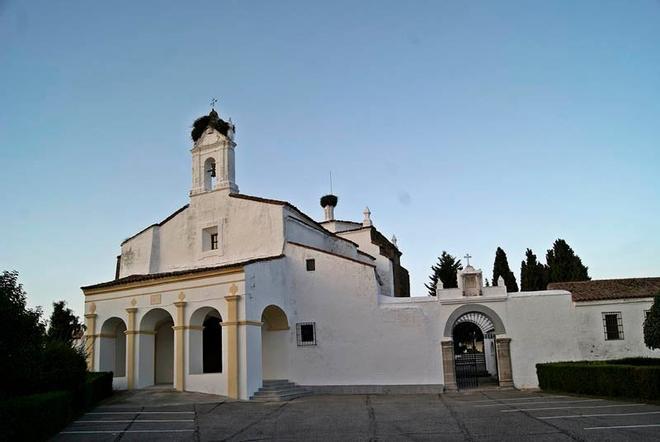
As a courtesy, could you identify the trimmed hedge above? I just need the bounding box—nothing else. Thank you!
[77,371,114,410]
[537,359,660,400]
[0,391,74,441]
[0,372,113,441]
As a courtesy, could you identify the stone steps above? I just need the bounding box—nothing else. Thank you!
[251,380,310,402]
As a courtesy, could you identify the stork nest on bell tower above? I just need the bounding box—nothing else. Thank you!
[191,109,233,142]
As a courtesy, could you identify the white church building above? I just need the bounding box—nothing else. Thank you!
[82,108,660,400]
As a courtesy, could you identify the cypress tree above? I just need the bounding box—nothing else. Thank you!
[492,247,519,292]
[520,248,548,291]
[643,295,660,350]
[546,239,590,283]
[425,251,463,295]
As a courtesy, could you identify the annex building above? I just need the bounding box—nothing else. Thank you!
[82,109,660,400]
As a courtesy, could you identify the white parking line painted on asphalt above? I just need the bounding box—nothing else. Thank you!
[539,411,660,420]
[476,399,602,407]
[467,396,569,403]
[86,411,194,415]
[502,403,647,412]
[585,424,660,430]
[60,430,196,434]
[74,419,194,423]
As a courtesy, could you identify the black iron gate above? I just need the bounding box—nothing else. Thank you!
[455,353,486,389]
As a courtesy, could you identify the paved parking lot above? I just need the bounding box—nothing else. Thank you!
[54,390,660,441]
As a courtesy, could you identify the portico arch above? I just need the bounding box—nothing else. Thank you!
[137,308,175,388]
[99,317,127,378]
[261,305,289,381]
[189,306,223,374]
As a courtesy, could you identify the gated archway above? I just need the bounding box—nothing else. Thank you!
[441,305,513,391]
[452,312,498,389]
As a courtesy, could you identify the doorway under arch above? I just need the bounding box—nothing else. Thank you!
[261,305,289,381]
[99,317,127,378]
[451,311,499,389]
[137,308,175,388]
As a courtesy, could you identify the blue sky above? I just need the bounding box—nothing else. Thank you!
[1,0,659,317]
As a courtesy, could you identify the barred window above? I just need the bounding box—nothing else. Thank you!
[296,322,316,346]
[602,312,624,340]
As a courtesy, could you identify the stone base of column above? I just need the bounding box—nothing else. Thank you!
[496,336,514,389]
[441,340,458,392]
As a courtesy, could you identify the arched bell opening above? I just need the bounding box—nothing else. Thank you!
[204,157,217,191]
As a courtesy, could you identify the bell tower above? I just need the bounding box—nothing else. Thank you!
[190,107,238,196]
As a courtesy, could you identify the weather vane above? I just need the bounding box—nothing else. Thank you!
[210,97,218,109]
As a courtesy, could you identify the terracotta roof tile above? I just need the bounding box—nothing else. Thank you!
[82,255,284,291]
[548,277,660,302]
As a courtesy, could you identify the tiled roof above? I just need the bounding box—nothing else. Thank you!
[548,277,660,302]
[82,255,284,291]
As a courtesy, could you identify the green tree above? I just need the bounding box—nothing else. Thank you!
[492,247,519,292]
[643,295,660,350]
[47,300,85,347]
[425,252,463,295]
[520,248,548,291]
[546,239,590,283]
[0,271,46,396]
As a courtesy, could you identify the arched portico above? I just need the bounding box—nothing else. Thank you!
[136,308,175,388]
[99,317,127,383]
[189,306,223,374]
[441,305,513,391]
[261,305,290,381]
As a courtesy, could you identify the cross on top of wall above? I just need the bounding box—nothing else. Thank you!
[464,253,472,266]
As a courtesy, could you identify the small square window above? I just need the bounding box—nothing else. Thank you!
[296,322,316,346]
[602,312,624,340]
[202,226,219,252]
[306,259,315,271]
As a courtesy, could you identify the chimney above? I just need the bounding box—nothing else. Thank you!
[320,194,338,221]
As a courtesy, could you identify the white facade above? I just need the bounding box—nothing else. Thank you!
[82,110,660,399]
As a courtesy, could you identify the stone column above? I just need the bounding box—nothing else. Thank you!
[441,339,457,391]
[495,336,514,388]
[224,284,241,399]
[173,299,187,392]
[84,313,97,371]
[125,307,138,390]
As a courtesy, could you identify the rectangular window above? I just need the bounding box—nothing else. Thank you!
[202,226,219,252]
[306,259,315,271]
[296,322,316,346]
[602,312,624,340]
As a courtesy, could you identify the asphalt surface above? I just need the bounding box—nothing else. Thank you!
[54,389,660,441]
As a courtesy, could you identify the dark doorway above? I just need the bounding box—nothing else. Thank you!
[453,322,490,389]
[203,316,222,373]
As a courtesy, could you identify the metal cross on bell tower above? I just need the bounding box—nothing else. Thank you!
[464,253,472,266]
[210,97,218,109]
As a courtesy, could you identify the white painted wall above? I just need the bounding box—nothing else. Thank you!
[575,298,659,360]
[155,322,174,384]
[119,193,285,277]
[338,228,395,296]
